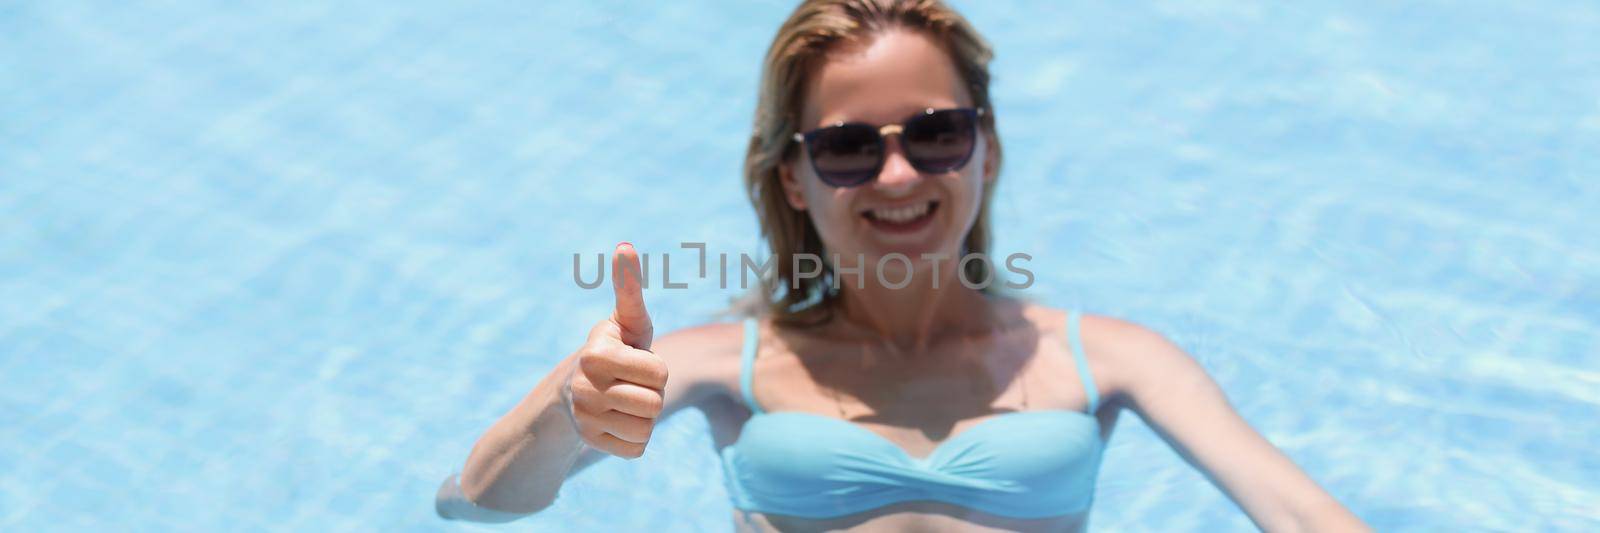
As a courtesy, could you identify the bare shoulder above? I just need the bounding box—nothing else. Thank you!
[1022,303,1197,403]
[1017,303,1160,348]
[649,319,750,409]
[654,320,747,354]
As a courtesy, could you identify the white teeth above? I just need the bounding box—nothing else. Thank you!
[870,201,932,223]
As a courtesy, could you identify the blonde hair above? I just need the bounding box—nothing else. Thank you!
[741,0,1003,326]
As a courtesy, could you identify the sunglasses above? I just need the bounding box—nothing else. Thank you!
[792,107,984,187]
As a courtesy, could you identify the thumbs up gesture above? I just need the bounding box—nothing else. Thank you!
[564,243,668,458]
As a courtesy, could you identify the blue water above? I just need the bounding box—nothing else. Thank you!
[2,1,1596,531]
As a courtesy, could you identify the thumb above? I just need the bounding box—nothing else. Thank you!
[611,242,653,350]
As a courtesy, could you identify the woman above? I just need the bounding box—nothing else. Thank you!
[437,1,1367,531]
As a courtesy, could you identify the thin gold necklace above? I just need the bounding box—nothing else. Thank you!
[1021,357,1031,409]
[825,352,855,420]
[829,380,850,419]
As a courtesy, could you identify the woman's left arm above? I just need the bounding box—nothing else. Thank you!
[1095,316,1369,533]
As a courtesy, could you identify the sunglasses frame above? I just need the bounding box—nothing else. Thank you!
[792,107,985,188]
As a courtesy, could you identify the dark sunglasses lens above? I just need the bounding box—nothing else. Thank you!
[807,124,881,186]
[904,110,977,172]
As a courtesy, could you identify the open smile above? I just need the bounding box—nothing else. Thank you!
[861,200,939,234]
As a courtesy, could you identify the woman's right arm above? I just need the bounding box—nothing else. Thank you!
[434,345,587,520]
[435,243,740,521]
[437,346,592,519]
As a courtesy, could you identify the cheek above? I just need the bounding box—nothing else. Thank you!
[803,184,855,225]
[957,137,992,213]
[799,183,866,251]
[952,160,987,213]
[952,180,985,232]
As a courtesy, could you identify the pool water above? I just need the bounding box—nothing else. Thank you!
[2,1,1596,531]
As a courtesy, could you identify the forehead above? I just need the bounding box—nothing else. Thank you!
[800,29,972,128]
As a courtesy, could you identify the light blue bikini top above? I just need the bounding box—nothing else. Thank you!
[719,310,1105,519]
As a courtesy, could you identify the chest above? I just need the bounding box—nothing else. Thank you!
[736,329,1090,457]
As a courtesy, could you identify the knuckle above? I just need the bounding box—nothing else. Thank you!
[625,416,652,435]
[579,348,619,377]
[577,348,602,373]
[615,428,639,443]
[638,421,657,440]
[571,387,604,413]
[588,320,614,339]
[568,375,594,398]
[582,341,612,360]
[576,422,601,442]
[575,345,598,367]
[572,398,599,417]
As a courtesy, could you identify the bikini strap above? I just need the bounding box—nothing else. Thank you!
[739,317,765,414]
[1067,309,1101,414]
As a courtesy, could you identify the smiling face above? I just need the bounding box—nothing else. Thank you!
[780,29,998,281]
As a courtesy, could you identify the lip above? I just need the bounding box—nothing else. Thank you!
[857,198,939,216]
[860,199,940,235]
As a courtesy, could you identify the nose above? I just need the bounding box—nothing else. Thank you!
[874,135,921,193]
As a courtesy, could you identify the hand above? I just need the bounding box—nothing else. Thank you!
[564,242,666,458]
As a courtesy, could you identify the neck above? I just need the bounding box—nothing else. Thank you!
[830,259,997,356]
